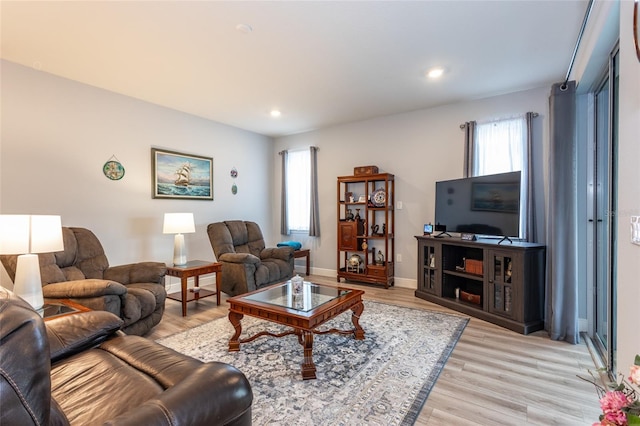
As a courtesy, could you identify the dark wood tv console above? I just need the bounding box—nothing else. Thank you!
[415,236,545,334]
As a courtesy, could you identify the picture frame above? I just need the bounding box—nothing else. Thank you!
[471,182,519,213]
[151,148,213,200]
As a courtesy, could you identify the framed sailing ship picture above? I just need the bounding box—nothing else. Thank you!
[151,148,213,200]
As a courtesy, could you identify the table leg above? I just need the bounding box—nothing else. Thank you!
[180,277,188,317]
[194,275,200,301]
[305,252,310,275]
[228,311,243,351]
[300,331,316,380]
[215,269,221,306]
[351,301,365,340]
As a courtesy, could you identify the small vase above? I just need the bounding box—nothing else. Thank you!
[355,209,361,221]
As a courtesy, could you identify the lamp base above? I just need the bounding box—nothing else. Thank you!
[173,233,187,266]
[14,254,44,310]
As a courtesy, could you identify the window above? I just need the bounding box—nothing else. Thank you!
[468,115,530,239]
[285,149,310,232]
[472,117,525,176]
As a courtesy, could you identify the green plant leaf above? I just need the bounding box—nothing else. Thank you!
[634,354,640,366]
[627,413,640,425]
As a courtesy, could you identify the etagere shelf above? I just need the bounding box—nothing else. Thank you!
[337,173,394,288]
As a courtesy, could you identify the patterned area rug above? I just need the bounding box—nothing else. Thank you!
[157,301,468,425]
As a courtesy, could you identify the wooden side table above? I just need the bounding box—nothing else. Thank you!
[166,260,222,316]
[294,249,311,276]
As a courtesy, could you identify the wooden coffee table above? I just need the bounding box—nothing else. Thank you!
[227,281,365,380]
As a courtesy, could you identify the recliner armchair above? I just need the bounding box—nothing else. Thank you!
[207,220,294,296]
[0,227,166,336]
[0,287,253,426]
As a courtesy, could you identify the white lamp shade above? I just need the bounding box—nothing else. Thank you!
[0,215,64,254]
[0,214,63,310]
[0,215,31,254]
[163,213,195,234]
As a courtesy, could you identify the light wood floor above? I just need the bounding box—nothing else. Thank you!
[147,275,602,425]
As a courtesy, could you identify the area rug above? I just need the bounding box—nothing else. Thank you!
[157,301,468,425]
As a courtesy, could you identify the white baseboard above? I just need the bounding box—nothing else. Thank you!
[166,267,418,293]
[305,267,417,289]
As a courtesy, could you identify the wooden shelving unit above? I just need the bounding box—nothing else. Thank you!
[337,173,394,288]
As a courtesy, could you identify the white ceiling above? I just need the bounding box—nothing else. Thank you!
[1,1,589,137]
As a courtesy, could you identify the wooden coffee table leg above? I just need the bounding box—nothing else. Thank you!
[300,331,317,380]
[228,311,243,352]
[351,301,365,340]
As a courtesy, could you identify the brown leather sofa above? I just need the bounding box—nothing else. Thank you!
[0,287,253,425]
[207,220,294,296]
[0,227,166,336]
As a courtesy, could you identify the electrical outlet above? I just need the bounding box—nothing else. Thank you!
[396,254,402,262]
[396,201,403,210]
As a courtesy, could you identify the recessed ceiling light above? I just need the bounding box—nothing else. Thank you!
[236,24,252,34]
[426,67,445,79]
[270,109,281,118]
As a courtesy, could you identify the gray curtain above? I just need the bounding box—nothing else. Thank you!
[524,112,538,242]
[462,121,476,177]
[309,146,320,237]
[546,81,579,344]
[280,150,290,235]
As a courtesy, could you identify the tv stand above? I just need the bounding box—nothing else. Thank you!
[415,236,545,334]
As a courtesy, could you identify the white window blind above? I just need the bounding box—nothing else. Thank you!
[286,149,310,232]
[473,117,525,176]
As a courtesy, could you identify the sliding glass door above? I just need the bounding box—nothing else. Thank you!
[591,48,618,373]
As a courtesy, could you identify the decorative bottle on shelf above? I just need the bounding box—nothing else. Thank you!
[354,209,361,221]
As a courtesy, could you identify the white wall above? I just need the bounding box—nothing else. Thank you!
[273,87,550,287]
[0,60,274,289]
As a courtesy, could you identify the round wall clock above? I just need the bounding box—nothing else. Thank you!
[103,160,125,180]
[370,188,386,207]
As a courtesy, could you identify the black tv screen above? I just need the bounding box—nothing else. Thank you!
[434,171,521,238]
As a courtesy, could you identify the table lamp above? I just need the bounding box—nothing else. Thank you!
[163,213,195,266]
[0,215,64,310]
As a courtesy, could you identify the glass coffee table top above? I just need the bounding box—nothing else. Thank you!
[243,281,350,312]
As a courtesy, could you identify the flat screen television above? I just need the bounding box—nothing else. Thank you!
[434,171,521,239]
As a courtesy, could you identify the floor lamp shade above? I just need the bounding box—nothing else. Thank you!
[0,215,64,310]
[163,213,195,266]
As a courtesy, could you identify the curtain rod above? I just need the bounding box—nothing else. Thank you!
[459,112,538,129]
[278,146,319,155]
[563,0,594,89]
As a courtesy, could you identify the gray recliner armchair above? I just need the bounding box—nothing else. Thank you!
[0,227,166,336]
[207,220,294,296]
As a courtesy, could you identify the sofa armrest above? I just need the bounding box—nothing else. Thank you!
[43,279,127,298]
[46,311,124,363]
[103,362,252,426]
[104,262,167,285]
[219,252,261,264]
[261,246,294,261]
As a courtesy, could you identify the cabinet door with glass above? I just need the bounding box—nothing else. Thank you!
[487,250,519,320]
[418,241,441,295]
